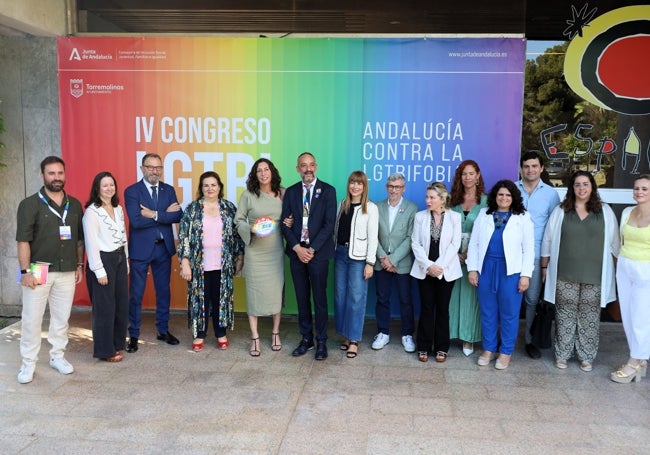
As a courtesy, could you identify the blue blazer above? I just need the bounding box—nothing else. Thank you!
[281,178,336,261]
[124,180,182,260]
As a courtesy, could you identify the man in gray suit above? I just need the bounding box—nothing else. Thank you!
[372,173,418,352]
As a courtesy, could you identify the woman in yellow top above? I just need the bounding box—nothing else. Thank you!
[612,174,650,383]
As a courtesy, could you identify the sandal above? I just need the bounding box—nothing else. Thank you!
[102,352,123,362]
[418,351,429,363]
[339,339,350,351]
[192,339,204,352]
[346,341,358,358]
[249,337,260,357]
[435,351,448,363]
[217,337,229,350]
[271,332,282,351]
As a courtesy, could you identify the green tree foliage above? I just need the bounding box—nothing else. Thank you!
[522,42,618,185]
[522,42,582,152]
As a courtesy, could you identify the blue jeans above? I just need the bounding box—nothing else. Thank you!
[334,245,368,341]
[375,270,414,336]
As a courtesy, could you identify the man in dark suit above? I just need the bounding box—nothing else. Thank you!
[124,153,183,352]
[281,152,336,360]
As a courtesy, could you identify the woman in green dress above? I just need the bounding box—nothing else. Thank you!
[235,158,285,357]
[448,160,487,356]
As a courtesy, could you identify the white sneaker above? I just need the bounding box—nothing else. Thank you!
[49,357,74,375]
[17,362,35,384]
[371,333,390,350]
[401,335,416,353]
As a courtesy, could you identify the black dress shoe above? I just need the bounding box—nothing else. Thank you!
[292,338,314,356]
[525,343,541,359]
[157,332,180,345]
[315,341,328,360]
[126,337,139,353]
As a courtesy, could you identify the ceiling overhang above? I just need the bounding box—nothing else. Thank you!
[75,0,645,40]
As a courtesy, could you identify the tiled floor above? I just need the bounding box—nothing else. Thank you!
[1,310,648,454]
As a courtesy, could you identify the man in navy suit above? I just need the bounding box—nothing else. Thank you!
[281,152,336,360]
[124,153,183,352]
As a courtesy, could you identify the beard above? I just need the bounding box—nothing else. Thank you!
[144,175,160,185]
[44,180,65,192]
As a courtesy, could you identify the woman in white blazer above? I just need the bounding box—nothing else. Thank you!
[334,171,379,359]
[467,180,534,370]
[541,171,619,372]
[410,182,462,363]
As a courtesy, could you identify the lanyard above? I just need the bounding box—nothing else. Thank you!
[38,191,69,225]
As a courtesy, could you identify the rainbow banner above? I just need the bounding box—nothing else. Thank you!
[57,37,525,312]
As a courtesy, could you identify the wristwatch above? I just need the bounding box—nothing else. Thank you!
[20,269,31,275]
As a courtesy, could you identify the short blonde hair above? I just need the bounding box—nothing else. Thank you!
[427,182,451,209]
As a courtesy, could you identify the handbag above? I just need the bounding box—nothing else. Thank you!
[529,301,555,349]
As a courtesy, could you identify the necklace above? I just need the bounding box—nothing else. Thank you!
[493,211,511,229]
[430,211,445,241]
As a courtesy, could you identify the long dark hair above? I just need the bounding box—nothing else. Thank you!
[195,171,224,201]
[486,180,526,215]
[450,160,485,207]
[561,170,602,213]
[85,172,119,208]
[246,158,282,197]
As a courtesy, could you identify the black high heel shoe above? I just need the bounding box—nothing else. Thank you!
[249,337,260,357]
[271,332,282,351]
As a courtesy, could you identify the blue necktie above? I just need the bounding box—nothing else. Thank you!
[301,184,311,244]
[151,185,162,240]
[151,185,158,208]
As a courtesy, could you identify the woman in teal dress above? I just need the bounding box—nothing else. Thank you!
[448,160,487,356]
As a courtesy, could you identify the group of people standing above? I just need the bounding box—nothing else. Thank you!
[15,152,650,385]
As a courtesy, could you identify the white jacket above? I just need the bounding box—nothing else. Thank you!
[334,201,379,264]
[467,208,535,277]
[410,209,462,281]
[541,204,619,307]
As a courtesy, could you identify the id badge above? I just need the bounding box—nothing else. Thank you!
[59,225,72,240]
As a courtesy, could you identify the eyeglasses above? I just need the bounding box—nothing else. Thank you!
[143,165,163,172]
[387,185,404,190]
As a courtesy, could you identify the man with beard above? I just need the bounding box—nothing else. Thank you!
[16,156,85,384]
[124,153,182,352]
[281,152,336,360]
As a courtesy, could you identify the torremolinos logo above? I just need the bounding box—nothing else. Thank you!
[70,79,83,98]
[69,78,125,97]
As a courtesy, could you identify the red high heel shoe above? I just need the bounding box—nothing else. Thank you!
[217,338,229,350]
[192,339,204,352]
